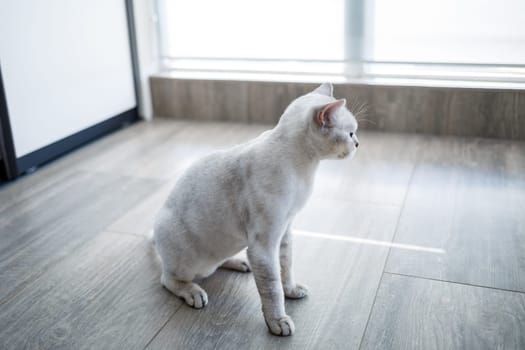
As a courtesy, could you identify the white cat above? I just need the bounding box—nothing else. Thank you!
[153,83,359,336]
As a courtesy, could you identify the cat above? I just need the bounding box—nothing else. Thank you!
[153,82,359,336]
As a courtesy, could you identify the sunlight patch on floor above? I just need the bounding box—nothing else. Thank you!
[293,229,445,254]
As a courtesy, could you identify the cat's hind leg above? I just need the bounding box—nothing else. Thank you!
[220,257,251,272]
[160,271,208,309]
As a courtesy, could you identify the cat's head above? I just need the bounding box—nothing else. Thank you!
[303,83,359,160]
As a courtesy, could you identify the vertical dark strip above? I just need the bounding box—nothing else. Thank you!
[125,0,141,114]
[0,3,140,181]
[0,64,19,180]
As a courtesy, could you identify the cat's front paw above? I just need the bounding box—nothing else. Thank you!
[180,284,208,309]
[284,283,309,299]
[265,315,295,336]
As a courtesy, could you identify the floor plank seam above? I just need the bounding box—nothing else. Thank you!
[377,136,423,268]
[356,269,388,350]
[356,141,422,350]
[384,271,525,295]
[0,168,75,203]
[142,304,185,350]
[0,230,144,308]
[0,232,106,307]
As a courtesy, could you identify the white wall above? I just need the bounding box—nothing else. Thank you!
[0,0,136,157]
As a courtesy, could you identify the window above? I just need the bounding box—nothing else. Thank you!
[156,0,525,83]
[159,0,344,60]
[369,0,525,65]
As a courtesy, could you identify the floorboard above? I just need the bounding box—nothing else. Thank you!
[0,171,161,303]
[311,132,424,206]
[360,273,525,350]
[0,232,181,350]
[0,120,523,350]
[145,200,400,350]
[75,120,267,180]
[385,136,525,291]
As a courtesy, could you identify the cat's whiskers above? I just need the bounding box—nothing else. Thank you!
[357,118,377,126]
[348,98,374,127]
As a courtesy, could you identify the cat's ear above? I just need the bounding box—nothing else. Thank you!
[315,99,346,128]
[313,82,333,97]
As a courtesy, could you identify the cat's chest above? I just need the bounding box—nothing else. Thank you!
[288,173,314,214]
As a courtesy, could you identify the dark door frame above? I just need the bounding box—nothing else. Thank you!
[0,0,140,182]
[0,64,18,181]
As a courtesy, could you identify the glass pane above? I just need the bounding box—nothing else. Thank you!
[159,0,345,60]
[368,0,525,64]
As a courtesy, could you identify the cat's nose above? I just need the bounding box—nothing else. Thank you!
[355,141,359,148]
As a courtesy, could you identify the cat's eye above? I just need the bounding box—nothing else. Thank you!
[349,132,354,137]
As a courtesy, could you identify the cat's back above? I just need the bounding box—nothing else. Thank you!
[162,128,289,212]
[162,136,258,209]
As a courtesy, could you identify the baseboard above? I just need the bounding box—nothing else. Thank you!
[16,108,139,175]
[150,76,525,140]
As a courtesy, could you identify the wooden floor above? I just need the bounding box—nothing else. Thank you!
[1,119,524,350]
